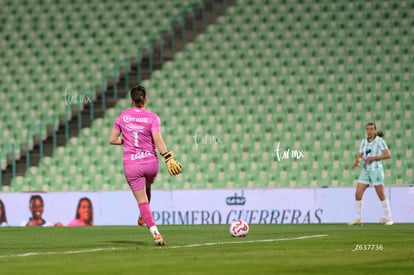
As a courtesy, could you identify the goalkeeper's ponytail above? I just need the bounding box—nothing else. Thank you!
[130,85,147,107]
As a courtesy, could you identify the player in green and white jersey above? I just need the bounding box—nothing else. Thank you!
[349,122,393,226]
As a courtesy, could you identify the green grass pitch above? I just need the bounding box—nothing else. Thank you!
[1,224,413,274]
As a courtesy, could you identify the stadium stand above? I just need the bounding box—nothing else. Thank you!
[0,0,220,187]
[0,0,201,148]
[1,0,413,192]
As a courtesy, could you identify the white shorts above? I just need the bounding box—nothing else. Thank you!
[358,169,385,185]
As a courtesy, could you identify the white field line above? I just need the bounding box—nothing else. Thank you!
[167,234,329,249]
[0,247,125,259]
[0,234,329,258]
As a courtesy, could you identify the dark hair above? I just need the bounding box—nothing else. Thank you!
[0,199,7,224]
[130,85,146,107]
[29,195,44,206]
[366,122,384,137]
[75,197,93,225]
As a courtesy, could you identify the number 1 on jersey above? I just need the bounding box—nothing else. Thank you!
[133,130,139,147]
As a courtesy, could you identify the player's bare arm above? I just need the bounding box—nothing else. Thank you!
[365,149,391,164]
[109,128,123,145]
[352,152,363,169]
[152,131,168,154]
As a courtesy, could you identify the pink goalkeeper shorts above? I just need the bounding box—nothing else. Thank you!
[123,160,159,191]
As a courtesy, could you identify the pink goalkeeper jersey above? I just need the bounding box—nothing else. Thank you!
[113,107,161,165]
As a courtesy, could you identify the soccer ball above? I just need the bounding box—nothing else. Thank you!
[229,219,249,237]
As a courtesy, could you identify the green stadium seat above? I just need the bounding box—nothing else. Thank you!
[3,0,412,191]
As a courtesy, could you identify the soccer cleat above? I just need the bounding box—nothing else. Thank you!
[138,216,145,226]
[380,217,394,225]
[348,219,363,225]
[154,234,166,246]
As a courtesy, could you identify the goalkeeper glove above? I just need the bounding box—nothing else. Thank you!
[161,151,182,176]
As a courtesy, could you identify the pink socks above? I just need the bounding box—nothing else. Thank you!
[138,202,155,228]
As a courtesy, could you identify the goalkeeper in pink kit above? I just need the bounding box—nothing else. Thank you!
[109,85,182,246]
